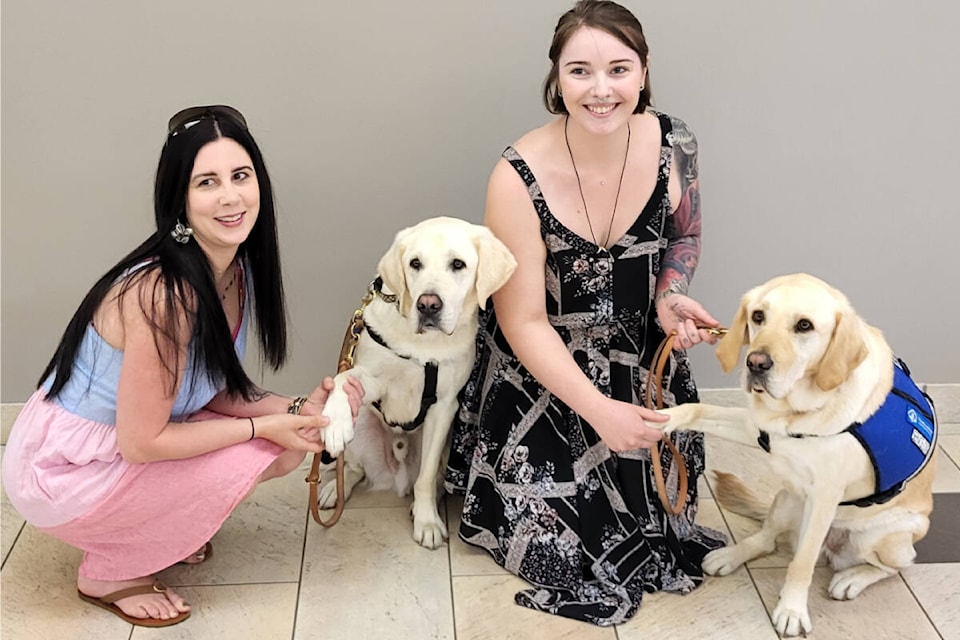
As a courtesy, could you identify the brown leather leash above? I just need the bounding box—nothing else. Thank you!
[644,326,727,515]
[305,281,386,528]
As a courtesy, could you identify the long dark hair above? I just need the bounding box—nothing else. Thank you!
[40,107,287,401]
[542,0,652,115]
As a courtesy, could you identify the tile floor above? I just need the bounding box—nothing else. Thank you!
[1,395,958,640]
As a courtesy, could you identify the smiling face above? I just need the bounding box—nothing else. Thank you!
[557,26,646,133]
[184,137,260,259]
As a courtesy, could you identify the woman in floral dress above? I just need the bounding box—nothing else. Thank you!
[445,0,726,626]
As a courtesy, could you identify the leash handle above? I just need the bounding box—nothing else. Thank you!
[306,451,345,527]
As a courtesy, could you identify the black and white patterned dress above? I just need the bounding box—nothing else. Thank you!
[444,112,726,626]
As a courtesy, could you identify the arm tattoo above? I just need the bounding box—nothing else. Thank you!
[657,116,703,301]
[249,387,271,402]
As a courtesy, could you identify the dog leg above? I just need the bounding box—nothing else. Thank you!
[321,370,381,457]
[772,485,845,637]
[410,401,453,549]
[703,488,800,575]
[829,529,917,600]
[316,449,366,509]
[660,404,762,449]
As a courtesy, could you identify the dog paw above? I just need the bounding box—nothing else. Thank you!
[316,479,339,509]
[771,597,812,637]
[702,547,744,576]
[411,502,448,549]
[321,396,355,457]
[658,405,693,435]
[828,565,887,600]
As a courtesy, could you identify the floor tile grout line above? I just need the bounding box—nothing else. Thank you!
[290,504,312,640]
[444,496,459,640]
[896,572,946,640]
[1,520,27,570]
[743,565,777,638]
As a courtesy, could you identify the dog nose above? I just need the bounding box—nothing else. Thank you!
[746,351,773,374]
[416,294,443,317]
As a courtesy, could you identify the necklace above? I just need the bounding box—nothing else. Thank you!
[219,262,237,301]
[564,116,631,252]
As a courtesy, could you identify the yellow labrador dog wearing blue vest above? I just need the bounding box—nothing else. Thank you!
[661,273,937,637]
[318,217,516,548]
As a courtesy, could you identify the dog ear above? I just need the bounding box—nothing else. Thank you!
[377,229,413,316]
[473,227,517,310]
[814,310,868,391]
[716,296,749,373]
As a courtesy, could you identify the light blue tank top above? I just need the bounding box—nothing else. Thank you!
[43,270,250,424]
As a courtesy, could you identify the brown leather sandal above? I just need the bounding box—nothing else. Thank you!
[77,579,191,627]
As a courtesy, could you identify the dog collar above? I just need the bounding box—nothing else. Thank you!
[371,276,399,308]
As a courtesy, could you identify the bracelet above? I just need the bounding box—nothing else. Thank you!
[247,416,256,441]
[287,396,309,416]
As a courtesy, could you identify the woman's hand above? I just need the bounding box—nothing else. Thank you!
[251,413,328,452]
[582,397,667,452]
[656,293,722,350]
[292,376,366,444]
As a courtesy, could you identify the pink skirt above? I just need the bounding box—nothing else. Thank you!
[4,390,284,580]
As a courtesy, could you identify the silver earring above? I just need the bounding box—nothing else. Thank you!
[171,221,194,244]
[639,84,645,91]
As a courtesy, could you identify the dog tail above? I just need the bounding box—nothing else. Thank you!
[712,471,769,520]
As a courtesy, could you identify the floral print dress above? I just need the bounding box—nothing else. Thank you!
[444,111,726,626]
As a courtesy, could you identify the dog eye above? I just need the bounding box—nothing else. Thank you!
[451,259,466,271]
[409,258,422,271]
[795,318,814,333]
[751,310,765,324]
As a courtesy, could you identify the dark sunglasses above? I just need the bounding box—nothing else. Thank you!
[167,105,248,136]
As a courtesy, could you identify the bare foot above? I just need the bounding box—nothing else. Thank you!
[78,574,190,622]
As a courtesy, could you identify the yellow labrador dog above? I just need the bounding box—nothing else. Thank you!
[319,216,516,548]
[662,273,937,637]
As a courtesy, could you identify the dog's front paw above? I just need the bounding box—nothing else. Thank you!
[658,404,697,435]
[702,546,745,576]
[321,393,355,457]
[771,594,812,637]
[411,500,448,549]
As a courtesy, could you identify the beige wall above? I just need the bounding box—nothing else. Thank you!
[2,0,958,401]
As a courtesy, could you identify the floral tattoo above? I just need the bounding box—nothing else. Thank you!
[657,116,703,302]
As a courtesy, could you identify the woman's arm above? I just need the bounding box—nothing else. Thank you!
[655,117,720,347]
[114,273,328,464]
[485,159,664,451]
[657,116,702,304]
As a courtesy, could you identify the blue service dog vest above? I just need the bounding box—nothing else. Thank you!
[840,359,937,507]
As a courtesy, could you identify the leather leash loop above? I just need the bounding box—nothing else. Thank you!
[645,325,727,516]
[306,280,381,528]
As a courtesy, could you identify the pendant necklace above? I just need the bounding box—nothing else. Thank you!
[564,115,631,253]
[219,261,237,301]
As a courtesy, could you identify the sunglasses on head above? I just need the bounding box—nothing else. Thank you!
[167,105,248,136]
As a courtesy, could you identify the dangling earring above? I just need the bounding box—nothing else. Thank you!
[171,220,194,244]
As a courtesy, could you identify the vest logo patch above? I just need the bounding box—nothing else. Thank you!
[911,428,931,455]
[906,407,934,440]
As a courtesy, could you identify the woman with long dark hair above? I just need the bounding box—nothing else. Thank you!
[3,105,362,627]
